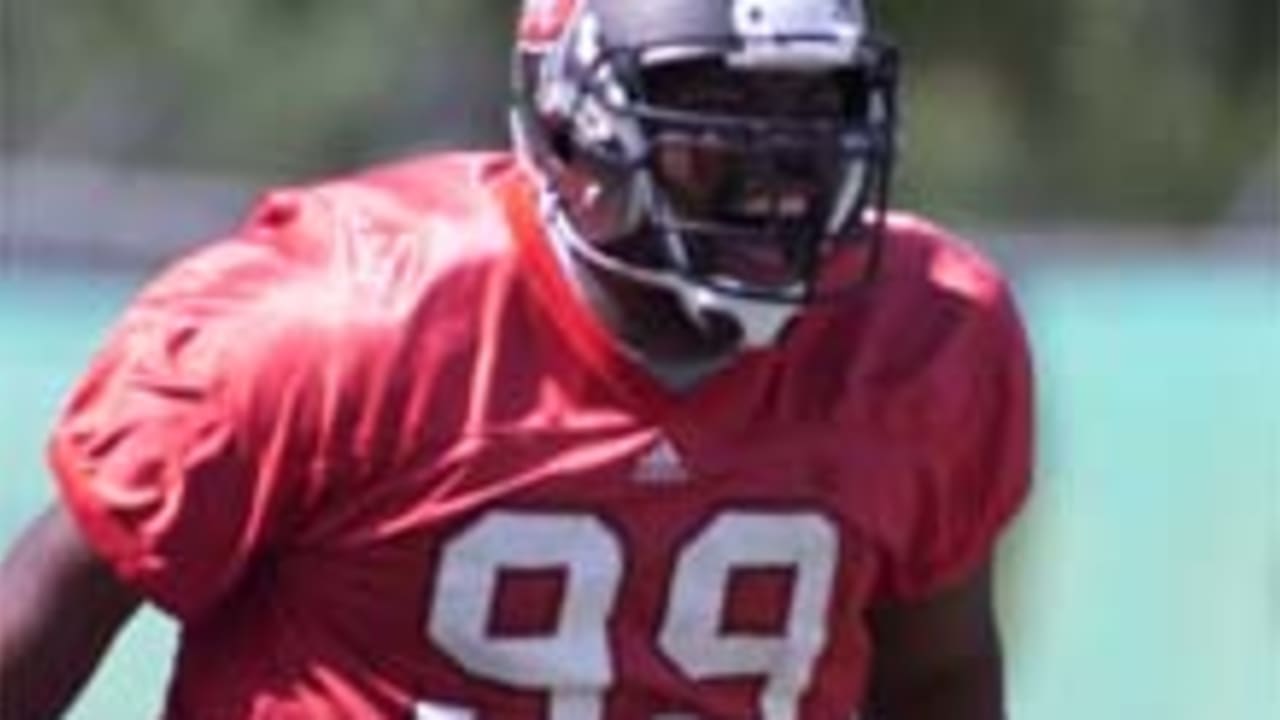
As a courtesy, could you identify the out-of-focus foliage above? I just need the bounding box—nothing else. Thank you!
[6,2,514,172]
[881,0,1278,226]
[4,0,1276,227]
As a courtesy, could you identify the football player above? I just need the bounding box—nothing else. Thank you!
[0,0,1033,718]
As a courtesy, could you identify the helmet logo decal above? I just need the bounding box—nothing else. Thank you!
[519,0,581,48]
[731,0,864,33]
[729,0,864,68]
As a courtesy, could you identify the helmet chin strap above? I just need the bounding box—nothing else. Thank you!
[680,283,799,348]
[541,190,802,350]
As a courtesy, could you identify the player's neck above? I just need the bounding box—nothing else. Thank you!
[550,241,737,391]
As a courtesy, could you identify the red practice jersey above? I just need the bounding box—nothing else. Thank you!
[50,153,1033,719]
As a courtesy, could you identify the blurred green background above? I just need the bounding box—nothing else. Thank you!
[2,1,1277,719]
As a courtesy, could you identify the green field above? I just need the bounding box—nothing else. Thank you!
[2,262,1276,719]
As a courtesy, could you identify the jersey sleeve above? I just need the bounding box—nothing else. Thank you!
[48,215,315,621]
[882,281,1035,602]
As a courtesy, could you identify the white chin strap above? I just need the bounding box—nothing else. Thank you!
[681,283,800,348]
[542,194,801,349]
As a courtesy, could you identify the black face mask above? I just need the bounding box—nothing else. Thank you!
[646,112,852,284]
[536,34,898,305]
[617,59,883,297]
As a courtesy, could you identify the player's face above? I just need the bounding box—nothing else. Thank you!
[641,60,855,287]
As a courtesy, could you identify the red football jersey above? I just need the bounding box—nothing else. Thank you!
[50,153,1033,719]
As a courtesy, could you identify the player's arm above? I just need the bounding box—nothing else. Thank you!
[863,562,1005,720]
[0,503,142,719]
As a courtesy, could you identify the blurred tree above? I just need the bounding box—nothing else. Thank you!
[883,0,1277,227]
[4,0,1275,229]
[6,1,515,175]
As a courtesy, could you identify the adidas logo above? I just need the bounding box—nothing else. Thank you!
[633,437,688,485]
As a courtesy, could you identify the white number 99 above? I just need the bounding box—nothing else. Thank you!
[426,511,839,720]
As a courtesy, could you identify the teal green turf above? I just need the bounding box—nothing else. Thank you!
[1,269,174,717]
[2,262,1275,719]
